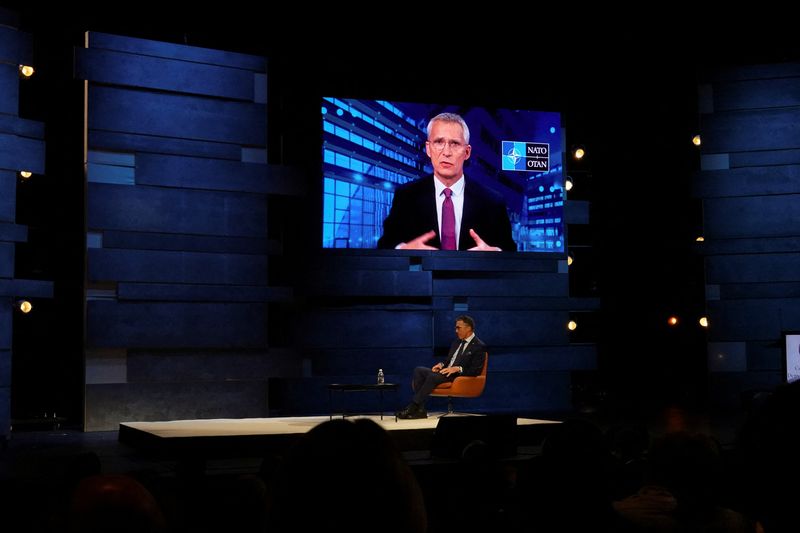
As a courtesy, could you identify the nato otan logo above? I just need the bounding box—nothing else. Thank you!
[502,141,549,172]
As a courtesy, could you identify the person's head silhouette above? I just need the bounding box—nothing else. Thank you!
[269,418,426,533]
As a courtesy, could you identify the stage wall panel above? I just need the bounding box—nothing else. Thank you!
[698,61,800,406]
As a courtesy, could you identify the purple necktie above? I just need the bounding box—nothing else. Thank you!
[441,188,456,250]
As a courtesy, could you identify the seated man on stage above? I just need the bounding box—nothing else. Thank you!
[397,315,486,419]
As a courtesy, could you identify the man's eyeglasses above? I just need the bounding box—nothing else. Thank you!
[428,139,466,152]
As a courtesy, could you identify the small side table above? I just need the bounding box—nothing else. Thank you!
[328,383,400,421]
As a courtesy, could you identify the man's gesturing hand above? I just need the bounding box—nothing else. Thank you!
[397,230,439,250]
[467,228,501,251]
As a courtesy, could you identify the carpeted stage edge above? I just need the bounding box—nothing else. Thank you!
[119,414,561,460]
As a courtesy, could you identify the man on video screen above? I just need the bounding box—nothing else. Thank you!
[377,113,516,252]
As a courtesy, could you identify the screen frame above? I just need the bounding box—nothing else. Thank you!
[783,331,800,383]
[319,96,570,257]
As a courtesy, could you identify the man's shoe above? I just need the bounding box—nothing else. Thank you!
[410,408,427,419]
[397,403,427,419]
[396,403,416,419]
[397,403,426,419]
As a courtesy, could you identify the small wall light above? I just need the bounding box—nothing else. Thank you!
[16,300,33,314]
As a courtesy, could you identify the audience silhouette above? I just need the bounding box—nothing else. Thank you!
[16,392,800,533]
[613,430,751,532]
[738,379,800,532]
[65,473,167,533]
[267,418,427,533]
[517,417,621,532]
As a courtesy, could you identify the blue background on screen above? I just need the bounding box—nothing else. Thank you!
[322,97,565,252]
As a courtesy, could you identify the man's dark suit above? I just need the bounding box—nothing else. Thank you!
[411,335,487,406]
[377,176,517,251]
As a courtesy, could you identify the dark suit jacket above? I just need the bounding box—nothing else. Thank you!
[377,176,517,251]
[442,336,487,377]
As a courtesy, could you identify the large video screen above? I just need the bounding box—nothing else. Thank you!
[321,97,565,252]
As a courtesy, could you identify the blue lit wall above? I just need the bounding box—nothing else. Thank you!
[77,32,300,430]
[67,32,593,426]
[696,61,800,406]
[0,15,52,437]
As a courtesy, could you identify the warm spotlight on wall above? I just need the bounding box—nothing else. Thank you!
[692,134,702,146]
[572,146,586,160]
[16,300,33,314]
[567,251,574,266]
[699,316,709,328]
[695,236,705,242]
[567,312,598,343]
[18,65,35,78]
[18,170,32,180]
[565,176,574,191]
[667,316,679,327]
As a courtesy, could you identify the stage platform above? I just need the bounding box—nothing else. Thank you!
[119,413,561,460]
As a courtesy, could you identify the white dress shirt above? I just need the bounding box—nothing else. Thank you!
[448,332,475,368]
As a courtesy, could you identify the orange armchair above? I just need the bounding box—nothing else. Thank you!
[430,352,488,416]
